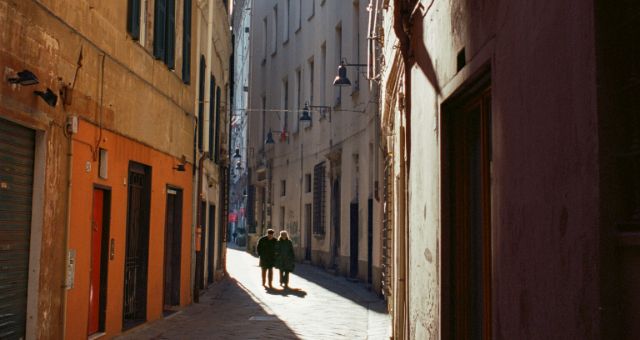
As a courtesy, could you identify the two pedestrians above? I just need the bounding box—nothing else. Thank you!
[257,229,296,289]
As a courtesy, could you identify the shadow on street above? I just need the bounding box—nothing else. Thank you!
[264,286,308,298]
[116,276,299,339]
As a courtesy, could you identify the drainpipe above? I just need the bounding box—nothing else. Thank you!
[61,125,73,340]
[193,151,209,303]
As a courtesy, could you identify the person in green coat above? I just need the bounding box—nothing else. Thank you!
[257,229,277,288]
[276,230,295,288]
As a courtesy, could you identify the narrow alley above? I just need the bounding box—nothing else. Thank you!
[115,246,390,340]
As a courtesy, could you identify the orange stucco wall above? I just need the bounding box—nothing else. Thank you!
[65,120,193,339]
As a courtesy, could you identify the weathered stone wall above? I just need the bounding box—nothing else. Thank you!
[380,0,599,338]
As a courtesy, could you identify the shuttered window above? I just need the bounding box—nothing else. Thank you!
[214,86,221,163]
[313,162,326,234]
[247,185,256,233]
[153,0,175,69]
[182,0,192,83]
[127,0,141,40]
[209,75,215,159]
[197,56,206,152]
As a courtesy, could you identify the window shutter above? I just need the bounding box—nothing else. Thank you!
[209,75,215,159]
[127,0,141,40]
[214,87,222,163]
[198,56,206,151]
[166,0,176,68]
[182,0,192,83]
[153,0,166,59]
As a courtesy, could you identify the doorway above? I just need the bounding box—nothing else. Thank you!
[442,76,491,340]
[88,188,110,335]
[331,178,341,269]
[163,187,182,312]
[0,117,35,339]
[123,162,152,329]
[207,204,215,285]
[350,202,359,278]
[305,203,312,261]
[198,201,206,289]
[367,198,373,284]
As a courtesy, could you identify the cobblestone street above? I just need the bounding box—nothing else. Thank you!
[116,246,391,339]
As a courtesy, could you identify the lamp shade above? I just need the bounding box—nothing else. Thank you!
[34,88,58,107]
[300,103,312,122]
[333,62,351,87]
[8,70,39,86]
[265,130,275,144]
[233,148,241,158]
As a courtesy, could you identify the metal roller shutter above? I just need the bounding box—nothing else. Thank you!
[0,117,35,340]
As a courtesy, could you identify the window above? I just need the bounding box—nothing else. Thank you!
[296,0,302,32]
[197,56,205,151]
[182,0,192,83]
[295,68,301,132]
[284,0,290,43]
[280,206,285,228]
[305,203,312,238]
[352,1,360,91]
[214,86,221,163]
[308,58,314,105]
[305,173,311,193]
[281,180,286,196]
[334,24,342,106]
[320,43,326,117]
[262,17,268,63]
[313,162,326,234]
[127,0,141,40]
[307,0,315,20]
[154,0,176,69]
[442,79,491,339]
[247,185,256,233]
[209,75,215,158]
[283,79,289,133]
[271,5,278,55]
[261,95,267,143]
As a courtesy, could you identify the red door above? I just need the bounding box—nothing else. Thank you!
[88,189,104,335]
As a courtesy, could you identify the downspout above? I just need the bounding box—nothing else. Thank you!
[61,124,73,340]
[61,46,84,339]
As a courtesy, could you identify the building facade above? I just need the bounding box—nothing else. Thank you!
[376,0,640,339]
[0,0,230,338]
[229,0,251,247]
[191,0,232,300]
[246,0,384,292]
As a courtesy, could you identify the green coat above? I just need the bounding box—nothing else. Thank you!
[276,239,295,272]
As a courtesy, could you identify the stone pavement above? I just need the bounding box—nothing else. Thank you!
[116,245,391,340]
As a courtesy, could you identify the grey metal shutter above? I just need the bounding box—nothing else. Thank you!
[0,117,35,340]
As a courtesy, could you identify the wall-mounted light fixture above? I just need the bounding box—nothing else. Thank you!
[300,101,331,122]
[233,148,242,158]
[265,130,275,145]
[173,155,187,171]
[333,59,368,87]
[34,88,58,107]
[7,70,39,86]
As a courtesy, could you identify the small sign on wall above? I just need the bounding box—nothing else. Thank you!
[66,249,76,289]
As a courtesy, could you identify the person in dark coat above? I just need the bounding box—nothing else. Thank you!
[276,230,295,288]
[257,229,277,288]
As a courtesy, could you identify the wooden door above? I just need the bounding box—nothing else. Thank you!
[350,202,359,278]
[163,187,182,309]
[442,78,491,340]
[123,162,151,329]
